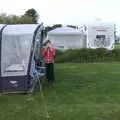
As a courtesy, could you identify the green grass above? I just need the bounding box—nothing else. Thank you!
[1,63,120,120]
[115,44,120,49]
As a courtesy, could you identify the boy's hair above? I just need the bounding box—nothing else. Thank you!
[44,40,51,46]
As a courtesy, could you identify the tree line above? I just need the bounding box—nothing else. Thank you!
[0,8,38,24]
[0,8,77,35]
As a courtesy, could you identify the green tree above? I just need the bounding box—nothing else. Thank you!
[0,12,37,24]
[0,13,20,24]
[52,24,62,29]
[0,13,6,23]
[44,24,62,36]
[9,15,20,24]
[24,8,39,23]
[44,26,52,36]
[20,15,34,24]
[0,16,4,23]
[4,15,19,24]
[67,25,77,28]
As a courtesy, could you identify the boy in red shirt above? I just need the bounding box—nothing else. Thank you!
[42,40,56,83]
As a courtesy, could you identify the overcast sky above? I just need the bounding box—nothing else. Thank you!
[0,0,120,34]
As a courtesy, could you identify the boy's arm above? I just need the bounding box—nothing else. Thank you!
[49,47,56,56]
[41,48,47,56]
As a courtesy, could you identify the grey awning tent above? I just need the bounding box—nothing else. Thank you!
[0,24,45,93]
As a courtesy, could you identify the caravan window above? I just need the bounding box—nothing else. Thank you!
[96,35,105,39]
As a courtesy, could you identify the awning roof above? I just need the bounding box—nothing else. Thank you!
[2,24,40,35]
[48,27,81,35]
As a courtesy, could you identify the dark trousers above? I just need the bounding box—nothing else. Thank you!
[45,63,55,83]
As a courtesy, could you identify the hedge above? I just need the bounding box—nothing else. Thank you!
[55,48,120,63]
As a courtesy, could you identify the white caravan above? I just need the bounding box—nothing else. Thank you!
[78,23,115,50]
[47,27,83,50]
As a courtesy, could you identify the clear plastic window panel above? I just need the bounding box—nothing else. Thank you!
[1,34,33,76]
[34,28,42,60]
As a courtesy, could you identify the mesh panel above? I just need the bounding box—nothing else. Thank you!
[1,34,33,76]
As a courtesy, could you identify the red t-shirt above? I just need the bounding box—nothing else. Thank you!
[41,47,56,63]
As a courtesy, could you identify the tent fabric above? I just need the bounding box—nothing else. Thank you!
[3,24,39,35]
[48,27,80,35]
[0,24,6,30]
[1,24,41,76]
[0,24,44,93]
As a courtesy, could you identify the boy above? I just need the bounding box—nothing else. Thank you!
[41,40,56,83]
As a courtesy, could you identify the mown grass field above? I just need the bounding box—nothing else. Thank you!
[115,44,120,49]
[1,63,120,120]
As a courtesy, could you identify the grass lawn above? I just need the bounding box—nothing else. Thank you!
[1,63,120,120]
[115,44,120,49]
